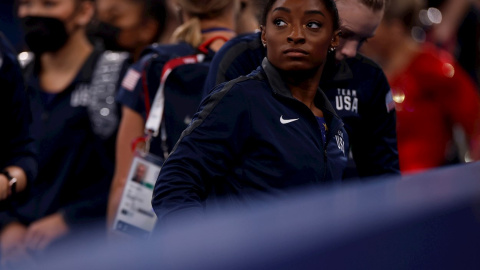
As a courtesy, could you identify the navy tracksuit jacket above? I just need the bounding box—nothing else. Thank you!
[152,59,348,222]
[0,32,37,184]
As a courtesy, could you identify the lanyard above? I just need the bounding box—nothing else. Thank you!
[144,54,205,137]
[134,36,229,157]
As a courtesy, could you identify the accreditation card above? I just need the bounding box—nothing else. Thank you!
[113,152,163,238]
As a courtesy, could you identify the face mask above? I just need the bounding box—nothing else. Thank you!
[20,16,70,55]
[87,21,124,51]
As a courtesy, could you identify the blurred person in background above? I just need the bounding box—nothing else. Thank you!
[89,0,179,62]
[88,0,178,237]
[361,0,480,173]
[0,0,128,266]
[0,32,36,203]
[425,0,480,86]
[203,0,400,180]
[106,0,240,235]
[0,31,38,267]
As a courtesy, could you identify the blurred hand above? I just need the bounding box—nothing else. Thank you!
[25,213,70,251]
[0,222,34,268]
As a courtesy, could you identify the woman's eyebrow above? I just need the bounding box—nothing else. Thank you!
[272,7,291,13]
[272,7,325,18]
[305,10,325,17]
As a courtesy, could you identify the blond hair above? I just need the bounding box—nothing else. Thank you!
[172,0,233,47]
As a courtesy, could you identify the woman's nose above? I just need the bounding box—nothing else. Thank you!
[338,39,359,59]
[287,24,306,44]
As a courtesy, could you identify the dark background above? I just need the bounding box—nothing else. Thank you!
[0,0,24,52]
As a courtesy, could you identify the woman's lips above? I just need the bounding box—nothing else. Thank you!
[283,48,309,57]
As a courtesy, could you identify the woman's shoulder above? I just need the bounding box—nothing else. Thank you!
[133,42,200,77]
[140,42,196,62]
[197,71,269,122]
[209,67,267,96]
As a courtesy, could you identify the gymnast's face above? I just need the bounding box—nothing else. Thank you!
[261,0,339,72]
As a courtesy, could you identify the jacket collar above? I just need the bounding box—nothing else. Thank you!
[261,57,340,120]
[261,57,292,98]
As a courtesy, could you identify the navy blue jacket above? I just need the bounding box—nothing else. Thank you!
[152,59,348,222]
[203,32,399,178]
[117,42,215,158]
[0,32,37,184]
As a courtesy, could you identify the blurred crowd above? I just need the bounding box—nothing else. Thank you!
[0,0,479,268]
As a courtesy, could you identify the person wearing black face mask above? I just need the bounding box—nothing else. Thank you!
[0,0,130,265]
[88,0,179,62]
[21,16,71,55]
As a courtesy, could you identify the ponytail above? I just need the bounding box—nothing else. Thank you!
[172,0,234,47]
[171,17,203,47]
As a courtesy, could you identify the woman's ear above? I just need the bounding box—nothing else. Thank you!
[75,0,95,27]
[260,25,267,47]
[330,29,341,49]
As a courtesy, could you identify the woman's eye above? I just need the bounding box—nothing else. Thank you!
[306,22,321,29]
[273,19,287,27]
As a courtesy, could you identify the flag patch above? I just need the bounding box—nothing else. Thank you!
[385,89,395,112]
[121,69,141,91]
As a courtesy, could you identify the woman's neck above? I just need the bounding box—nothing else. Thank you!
[39,31,93,93]
[199,15,236,52]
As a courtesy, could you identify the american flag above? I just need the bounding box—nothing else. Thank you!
[121,69,141,91]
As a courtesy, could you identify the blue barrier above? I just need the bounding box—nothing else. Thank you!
[22,162,480,270]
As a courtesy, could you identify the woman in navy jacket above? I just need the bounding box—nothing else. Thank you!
[0,32,37,201]
[152,0,348,223]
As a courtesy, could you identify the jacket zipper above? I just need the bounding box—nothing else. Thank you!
[276,92,334,182]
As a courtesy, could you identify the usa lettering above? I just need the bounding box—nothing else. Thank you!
[335,88,358,113]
